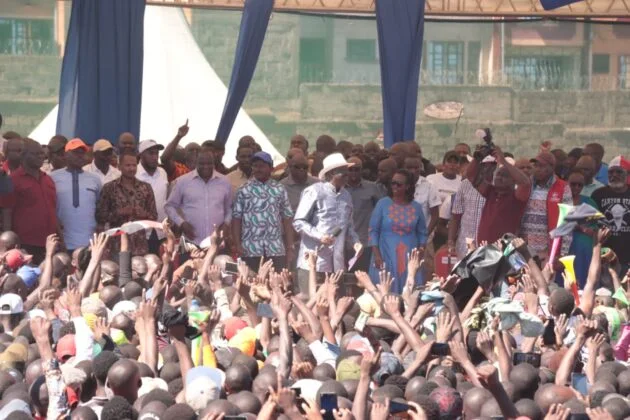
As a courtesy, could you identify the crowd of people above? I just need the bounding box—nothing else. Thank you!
[0,121,627,420]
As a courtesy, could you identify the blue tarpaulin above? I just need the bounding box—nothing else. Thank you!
[57,0,145,145]
[375,0,425,148]
[540,0,583,10]
[215,0,274,145]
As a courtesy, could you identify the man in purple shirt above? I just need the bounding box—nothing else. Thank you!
[165,149,232,245]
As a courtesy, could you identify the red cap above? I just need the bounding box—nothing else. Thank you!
[223,317,248,340]
[65,138,89,153]
[55,334,76,361]
[4,249,32,271]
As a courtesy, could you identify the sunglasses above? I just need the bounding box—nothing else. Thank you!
[291,165,308,170]
[391,181,406,187]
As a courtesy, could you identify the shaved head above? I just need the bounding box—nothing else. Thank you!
[0,231,20,252]
[107,359,141,403]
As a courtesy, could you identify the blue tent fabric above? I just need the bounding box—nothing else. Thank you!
[215,0,274,145]
[57,0,145,145]
[540,0,583,10]
[375,0,425,149]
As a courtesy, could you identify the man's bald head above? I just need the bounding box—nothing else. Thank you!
[118,132,136,153]
[225,364,253,394]
[463,387,492,419]
[286,148,305,162]
[534,384,574,414]
[25,359,43,387]
[99,285,123,310]
[0,231,20,252]
[575,155,597,184]
[377,158,397,185]
[107,359,141,403]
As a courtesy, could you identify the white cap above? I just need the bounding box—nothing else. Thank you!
[481,155,497,163]
[0,294,23,315]
[138,139,165,154]
[112,300,137,317]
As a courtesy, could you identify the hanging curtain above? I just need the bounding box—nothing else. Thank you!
[57,0,145,145]
[215,0,274,145]
[375,0,425,148]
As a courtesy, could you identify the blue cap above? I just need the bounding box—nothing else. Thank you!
[251,151,273,166]
[16,266,41,288]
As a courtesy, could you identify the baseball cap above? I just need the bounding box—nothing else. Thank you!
[185,367,223,412]
[16,265,40,288]
[609,156,630,171]
[56,334,77,361]
[0,293,23,315]
[532,151,556,167]
[4,249,32,271]
[228,327,257,357]
[251,151,273,166]
[65,138,89,153]
[93,139,114,152]
[139,139,165,154]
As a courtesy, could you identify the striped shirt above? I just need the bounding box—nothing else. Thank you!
[521,175,572,259]
[451,179,486,258]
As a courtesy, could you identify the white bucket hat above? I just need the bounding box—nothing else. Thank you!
[318,153,355,180]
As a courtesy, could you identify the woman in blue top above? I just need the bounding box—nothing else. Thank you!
[368,169,428,293]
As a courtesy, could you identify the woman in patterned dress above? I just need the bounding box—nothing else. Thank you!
[368,169,428,293]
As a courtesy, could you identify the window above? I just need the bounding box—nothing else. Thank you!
[0,19,54,55]
[505,55,571,89]
[592,54,610,74]
[620,56,630,89]
[299,38,332,83]
[346,39,376,62]
[425,42,464,85]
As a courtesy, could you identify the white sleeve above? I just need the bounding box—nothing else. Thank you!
[72,317,94,362]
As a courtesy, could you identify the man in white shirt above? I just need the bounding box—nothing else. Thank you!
[136,140,169,254]
[405,156,441,234]
[427,150,462,204]
[83,139,121,185]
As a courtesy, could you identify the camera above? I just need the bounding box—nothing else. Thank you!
[474,127,495,160]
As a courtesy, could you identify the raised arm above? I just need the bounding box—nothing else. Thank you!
[160,121,189,176]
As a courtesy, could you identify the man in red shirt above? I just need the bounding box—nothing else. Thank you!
[468,146,531,245]
[1,138,57,263]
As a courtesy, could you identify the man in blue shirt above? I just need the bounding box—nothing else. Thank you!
[51,139,101,253]
[584,142,608,185]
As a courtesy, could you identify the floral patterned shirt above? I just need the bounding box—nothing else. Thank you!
[96,177,158,256]
[232,178,294,257]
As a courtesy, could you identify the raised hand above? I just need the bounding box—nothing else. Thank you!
[381,294,401,317]
[360,346,382,377]
[30,317,52,344]
[236,275,251,298]
[554,313,569,345]
[377,270,393,295]
[475,331,495,361]
[45,234,60,257]
[271,288,293,319]
[371,398,390,420]
[476,364,500,389]
[93,317,110,341]
[258,258,274,282]
[89,232,110,262]
[177,119,189,138]
[306,250,318,271]
[586,407,614,420]
[407,247,425,276]
[436,310,455,342]
[315,295,330,318]
[596,227,611,245]
[545,404,570,420]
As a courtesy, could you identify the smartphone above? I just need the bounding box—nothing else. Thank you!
[542,318,556,346]
[569,415,589,420]
[431,342,449,356]
[225,262,239,274]
[320,393,337,420]
[513,352,541,368]
[354,312,369,333]
[256,303,274,319]
[390,400,412,414]
[571,372,589,396]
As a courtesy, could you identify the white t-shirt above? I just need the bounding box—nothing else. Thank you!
[413,176,442,228]
[427,173,462,204]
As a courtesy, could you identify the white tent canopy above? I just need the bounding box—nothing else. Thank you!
[29,5,282,167]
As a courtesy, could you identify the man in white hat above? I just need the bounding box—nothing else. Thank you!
[293,153,362,296]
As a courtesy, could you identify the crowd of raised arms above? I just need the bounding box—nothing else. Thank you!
[0,121,627,420]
